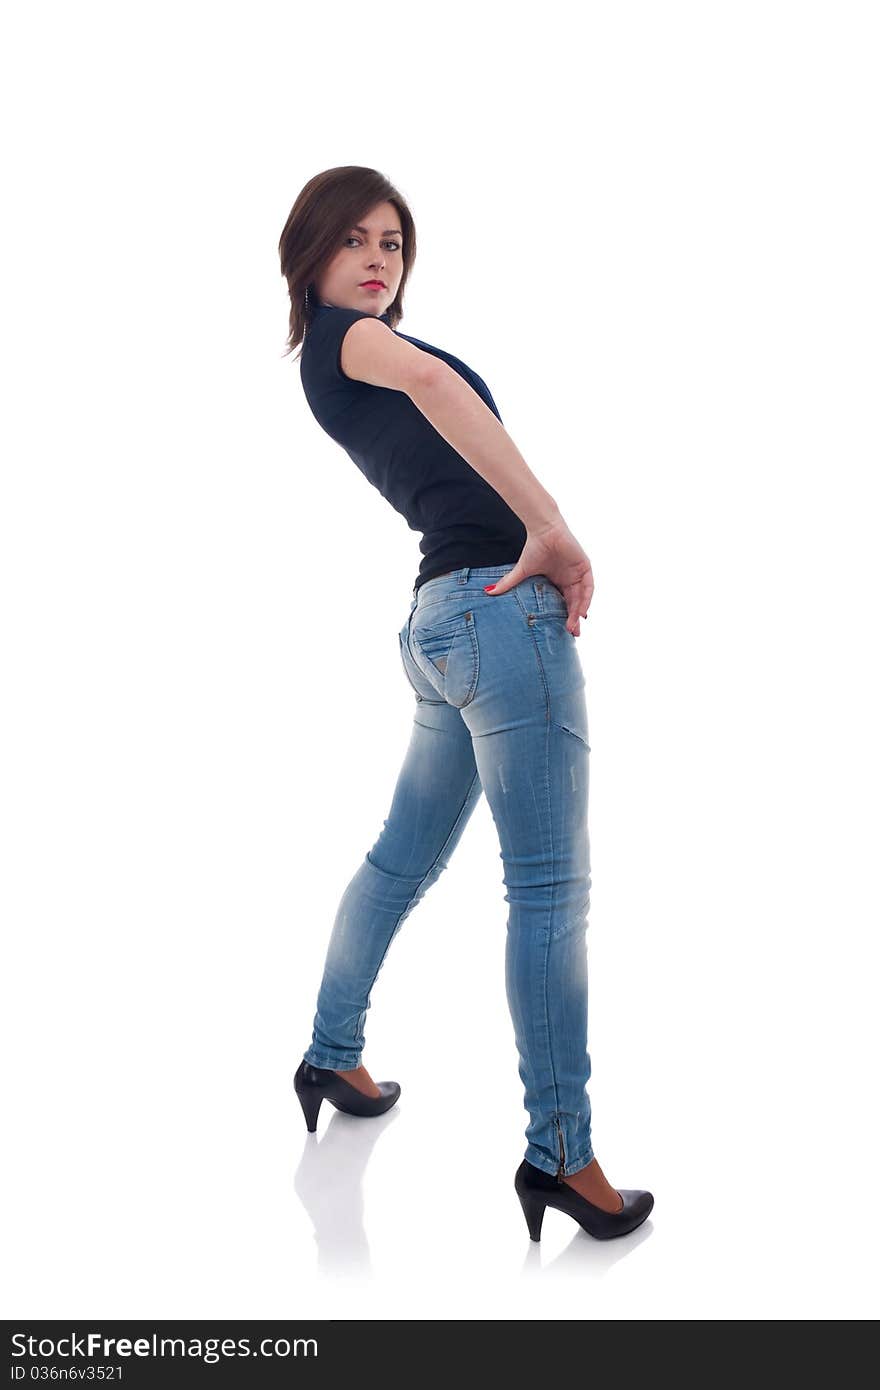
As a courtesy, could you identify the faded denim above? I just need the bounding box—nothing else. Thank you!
[302,563,594,1177]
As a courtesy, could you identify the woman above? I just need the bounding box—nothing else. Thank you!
[279,166,653,1241]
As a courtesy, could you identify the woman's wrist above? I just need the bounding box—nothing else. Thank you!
[525,503,565,536]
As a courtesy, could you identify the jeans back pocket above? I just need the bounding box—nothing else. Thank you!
[411,605,480,709]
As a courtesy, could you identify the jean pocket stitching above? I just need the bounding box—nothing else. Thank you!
[413,612,479,708]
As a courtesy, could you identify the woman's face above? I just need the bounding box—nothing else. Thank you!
[316,200,404,314]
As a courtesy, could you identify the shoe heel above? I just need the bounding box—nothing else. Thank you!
[294,1082,324,1133]
[517,1189,548,1242]
[300,1089,323,1134]
[299,1090,323,1132]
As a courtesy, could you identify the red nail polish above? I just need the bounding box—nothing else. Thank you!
[484,584,496,592]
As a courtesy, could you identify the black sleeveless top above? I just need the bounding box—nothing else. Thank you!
[299,303,526,591]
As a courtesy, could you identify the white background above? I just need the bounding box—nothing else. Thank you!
[2,0,878,1320]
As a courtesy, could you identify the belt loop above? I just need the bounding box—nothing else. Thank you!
[459,567,470,585]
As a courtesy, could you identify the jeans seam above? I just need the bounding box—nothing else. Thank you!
[515,585,565,1165]
[399,624,425,700]
[541,711,563,1160]
[459,615,480,707]
[514,588,552,722]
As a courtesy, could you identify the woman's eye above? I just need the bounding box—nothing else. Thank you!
[345,237,400,251]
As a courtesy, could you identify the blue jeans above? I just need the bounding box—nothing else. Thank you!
[302,564,594,1177]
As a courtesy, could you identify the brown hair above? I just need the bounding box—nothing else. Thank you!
[278,166,417,361]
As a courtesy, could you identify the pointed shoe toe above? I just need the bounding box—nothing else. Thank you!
[616,1188,655,1224]
[515,1158,654,1242]
[294,1060,401,1132]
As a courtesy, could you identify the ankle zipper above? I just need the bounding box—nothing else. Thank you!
[556,1118,566,1182]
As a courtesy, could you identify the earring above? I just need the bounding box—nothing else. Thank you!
[304,284,312,310]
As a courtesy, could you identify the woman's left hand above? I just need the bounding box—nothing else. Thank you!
[484,516,594,636]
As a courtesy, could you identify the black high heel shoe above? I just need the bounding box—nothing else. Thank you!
[515,1158,654,1241]
[294,1060,401,1133]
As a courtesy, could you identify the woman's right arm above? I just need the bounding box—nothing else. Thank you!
[341,318,594,632]
[342,317,560,530]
